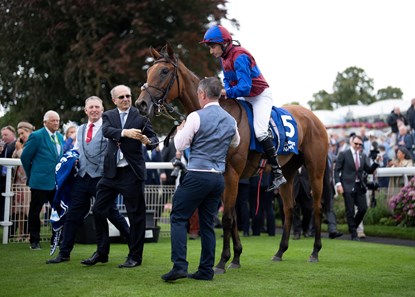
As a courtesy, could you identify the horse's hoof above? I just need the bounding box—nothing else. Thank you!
[271,256,282,262]
[213,267,226,275]
[227,263,241,269]
[308,256,319,263]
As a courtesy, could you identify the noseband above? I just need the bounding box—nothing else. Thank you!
[140,57,185,122]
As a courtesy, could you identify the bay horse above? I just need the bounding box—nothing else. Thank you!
[136,43,329,274]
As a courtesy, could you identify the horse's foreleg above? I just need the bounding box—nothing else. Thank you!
[272,181,295,262]
[214,211,232,274]
[228,210,242,269]
[215,169,242,274]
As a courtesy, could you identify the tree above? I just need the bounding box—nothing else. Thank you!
[376,86,403,100]
[332,66,375,108]
[0,0,234,134]
[309,90,334,110]
[309,66,405,111]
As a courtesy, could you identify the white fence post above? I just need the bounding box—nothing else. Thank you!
[0,158,21,244]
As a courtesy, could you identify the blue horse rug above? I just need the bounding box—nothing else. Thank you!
[238,100,299,155]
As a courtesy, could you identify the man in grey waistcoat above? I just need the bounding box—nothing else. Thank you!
[46,96,130,264]
[161,77,240,282]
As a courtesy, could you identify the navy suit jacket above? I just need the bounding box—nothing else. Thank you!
[334,149,379,193]
[20,127,64,190]
[293,166,312,200]
[102,107,158,180]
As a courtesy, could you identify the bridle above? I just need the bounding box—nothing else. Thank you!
[140,56,186,123]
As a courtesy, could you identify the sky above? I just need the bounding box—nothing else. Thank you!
[223,0,414,108]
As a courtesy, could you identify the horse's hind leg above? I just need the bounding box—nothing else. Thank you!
[306,162,326,262]
[306,155,330,262]
[309,197,322,262]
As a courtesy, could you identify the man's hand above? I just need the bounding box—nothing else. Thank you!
[336,184,344,195]
[375,154,383,163]
[123,128,151,145]
[15,140,23,151]
[177,120,186,131]
[221,89,227,99]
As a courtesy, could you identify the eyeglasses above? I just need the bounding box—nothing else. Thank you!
[117,94,131,100]
[353,142,363,146]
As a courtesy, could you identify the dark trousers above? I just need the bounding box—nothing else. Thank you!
[59,174,130,258]
[28,189,55,244]
[93,166,145,262]
[170,171,223,278]
[250,186,275,236]
[293,187,313,235]
[343,184,368,237]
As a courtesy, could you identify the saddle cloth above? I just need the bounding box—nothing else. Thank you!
[238,100,299,155]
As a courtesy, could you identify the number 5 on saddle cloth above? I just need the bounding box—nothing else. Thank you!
[239,101,299,156]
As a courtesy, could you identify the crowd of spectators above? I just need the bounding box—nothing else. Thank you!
[1,98,415,253]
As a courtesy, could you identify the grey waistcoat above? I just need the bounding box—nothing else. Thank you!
[77,124,108,178]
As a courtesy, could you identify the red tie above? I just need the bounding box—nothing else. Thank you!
[86,123,94,143]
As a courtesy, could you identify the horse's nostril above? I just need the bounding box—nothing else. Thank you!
[136,101,149,116]
[136,100,145,109]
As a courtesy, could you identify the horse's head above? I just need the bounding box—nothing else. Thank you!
[135,44,181,119]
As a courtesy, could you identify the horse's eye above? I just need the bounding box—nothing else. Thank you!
[161,68,170,75]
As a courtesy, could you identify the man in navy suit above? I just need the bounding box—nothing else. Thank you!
[334,135,381,241]
[21,110,64,250]
[81,85,158,268]
[161,77,240,282]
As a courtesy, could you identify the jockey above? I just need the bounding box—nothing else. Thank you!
[200,24,286,191]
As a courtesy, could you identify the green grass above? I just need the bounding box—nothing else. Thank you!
[0,233,414,297]
[334,224,415,240]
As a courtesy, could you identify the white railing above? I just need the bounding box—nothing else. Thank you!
[0,158,174,244]
[2,159,415,244]
[376,167,415,187]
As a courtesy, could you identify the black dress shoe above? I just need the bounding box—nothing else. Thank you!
[46,255,70,264]
[329,231,343,239]
[187,271,213,281]
[118,257,141,268]
[351,236,360,241]
[80,252,108,266]
[161,269,188,281]
[303,231,311,238]
[30,242,41,250]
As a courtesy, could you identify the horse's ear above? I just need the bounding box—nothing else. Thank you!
[166,43,175,60]
[150,46,161,60]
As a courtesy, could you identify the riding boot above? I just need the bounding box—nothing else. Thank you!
[260,137,287,192]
